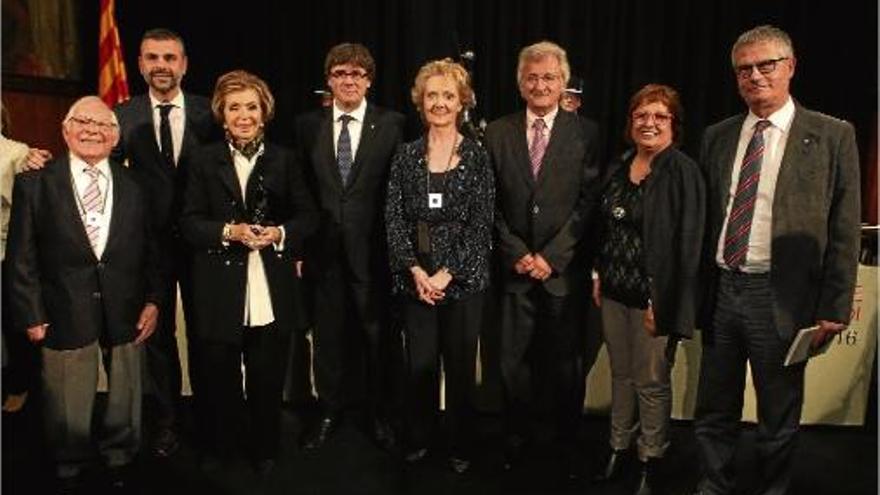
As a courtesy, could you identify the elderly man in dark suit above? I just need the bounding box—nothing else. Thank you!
[693,25,860,495]
[7,96,161,493]
[112,28,216,458]
[485,40,600,478]
[294,42,405,451]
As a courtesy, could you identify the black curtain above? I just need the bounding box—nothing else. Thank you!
[107,0,876,167]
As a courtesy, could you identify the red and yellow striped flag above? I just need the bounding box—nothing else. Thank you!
[98,0,130,107]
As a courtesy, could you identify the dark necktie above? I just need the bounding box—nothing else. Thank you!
[723,119,772,269]
[529,117,548,178]
[158,103,175,166]
[337,114,354,185]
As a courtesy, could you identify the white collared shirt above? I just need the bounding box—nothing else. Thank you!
[149,91,186,164]
[525,105,560,148]
[229,143,286,327]
[716,97,796,272]
[70,154,113,259]
[332,98,367,159]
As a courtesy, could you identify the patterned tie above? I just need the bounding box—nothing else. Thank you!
[337,114,354,185]
[529,117,548,178]
[82,166,103,251]
[158,103,175,166]
[723,119,772,269]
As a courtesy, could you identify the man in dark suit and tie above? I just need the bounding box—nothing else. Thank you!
[7,96,161,492]
[112,28,216,458]
[485,41,600,478]
[294,43,405,451]
[693,25,860,495]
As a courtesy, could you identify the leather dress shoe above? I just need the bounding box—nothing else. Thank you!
[302,416,338,451]
[151,427,180,458]
[371,419,398,452]
[502,437,525,471]
[593,448,629,482]
[254,458,276,477]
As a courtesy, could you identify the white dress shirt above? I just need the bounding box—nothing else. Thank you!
[716,97,795,273]
[230,143,276,327]
[332,98,367,159]
[149,91,186,164]
[70,154,113,259]
[525,105,560,147]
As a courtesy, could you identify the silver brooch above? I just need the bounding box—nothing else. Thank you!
[612,206,626,219]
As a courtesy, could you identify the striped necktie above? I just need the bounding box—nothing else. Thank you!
[529,117,547,178]
[82,166,103,251]
[723,119,771,269]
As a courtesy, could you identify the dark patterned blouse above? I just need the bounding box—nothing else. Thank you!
[596,158,651,309]
[385,135,494,302]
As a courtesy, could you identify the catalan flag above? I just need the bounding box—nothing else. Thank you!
[98,0,130,107]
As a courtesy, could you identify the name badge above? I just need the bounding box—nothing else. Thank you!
[85,211,103,227]
[428,193,443,209]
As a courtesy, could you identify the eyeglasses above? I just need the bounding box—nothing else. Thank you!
[523,73,561,86]
[735,57,788,79]
[632,111,673,126]
[67,116,118,131]
[329,70,368,81]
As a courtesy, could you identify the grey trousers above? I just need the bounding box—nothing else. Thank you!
[42,340,142,478]
[600,297,671,461]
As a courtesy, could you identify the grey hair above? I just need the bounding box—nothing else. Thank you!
[731,25,795,67]
[516,41,570,86]
[63,96,119,126]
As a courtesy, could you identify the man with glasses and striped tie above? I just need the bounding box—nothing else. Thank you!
[7,96,162,493]
[693,25,860,495]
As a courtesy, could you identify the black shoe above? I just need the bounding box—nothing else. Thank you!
[502,436,525,471]
[371,419,398,452]
[151,427,180,458]
[56,475,81,495]
[448,456,471,474]
[593,448,628,482]
[634,458,663,495]
[404,447,428,463]
[106,464,132,493]
[302,415,338,451]
[254,458,276,477]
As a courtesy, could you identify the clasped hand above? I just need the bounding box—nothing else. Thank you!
[411,266,452,306]
[514,253,552,281]
[227,223,281,251]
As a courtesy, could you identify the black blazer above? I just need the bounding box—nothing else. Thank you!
[698,103,861,340]
[113,93,217,237]
[294,104,405,283]
[7,156,162,350]
[485,109,600,296]
[180,142,318,344]
[599,147,706,338]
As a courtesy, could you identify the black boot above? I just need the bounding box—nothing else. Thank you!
[593,448,628,482]
[634,457,662,495]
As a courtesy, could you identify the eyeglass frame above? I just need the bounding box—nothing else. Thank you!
[522,73,562,86]
[329,69,369,81]
[66,116,119,132]
[734,57,789,79]
[631,111,674,126]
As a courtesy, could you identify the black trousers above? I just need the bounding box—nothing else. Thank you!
[401,292,483,456]
[143,237,193,428]
[694,270,805,495]
[199,324,290,460]
[500,285,583,449]
[313,267,393,419]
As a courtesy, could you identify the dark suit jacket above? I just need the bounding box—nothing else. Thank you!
[294,104,405,283]
[698,103,861,341]
[113,93,216,237]
[180,142,318,344]
[7,156,161,350]
[485,109,600,296]
[600,147,706,338]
